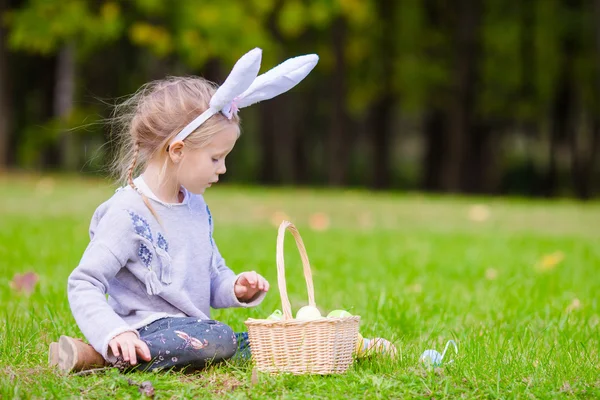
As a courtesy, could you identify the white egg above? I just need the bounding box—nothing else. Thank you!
[296,305,322,320]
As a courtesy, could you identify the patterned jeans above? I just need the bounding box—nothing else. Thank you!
[132,317,250,371]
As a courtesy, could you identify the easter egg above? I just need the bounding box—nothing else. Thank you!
[296,305,322,320]
[327,309,352,318]
[355,333,366,355]
[368,338,398,359]
[419,349,442,368]
[266,309,283,321]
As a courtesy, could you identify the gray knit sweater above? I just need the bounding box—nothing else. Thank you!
[67,177,265,360]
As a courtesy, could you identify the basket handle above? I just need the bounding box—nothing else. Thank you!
[276,220,316,320]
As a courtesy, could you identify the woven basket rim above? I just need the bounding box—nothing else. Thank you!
[245,315,360,326]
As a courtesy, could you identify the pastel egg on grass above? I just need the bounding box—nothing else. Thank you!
[419,340,458,369]
[355,333,366,355]
[355,336,398,359]
[419,349,443,368]
[367,338,398,359]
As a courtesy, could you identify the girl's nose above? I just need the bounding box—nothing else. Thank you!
[217,161,227,175]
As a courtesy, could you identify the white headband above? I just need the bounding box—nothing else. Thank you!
[170,48,319,145]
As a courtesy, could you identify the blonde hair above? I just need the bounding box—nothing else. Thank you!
[109,76,240,218]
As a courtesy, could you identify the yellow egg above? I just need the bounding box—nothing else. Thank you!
[355,333,365,355]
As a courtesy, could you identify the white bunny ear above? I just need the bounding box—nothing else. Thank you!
[209,47,262,110]
[170,49,318,146]
[235,54,319,109]
[170,48,262,144]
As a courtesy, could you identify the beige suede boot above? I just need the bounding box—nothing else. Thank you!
[54,336,108,374]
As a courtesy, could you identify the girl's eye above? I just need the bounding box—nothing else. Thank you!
[212,158,219,163]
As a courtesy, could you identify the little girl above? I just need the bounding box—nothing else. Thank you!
[50,48,320,373]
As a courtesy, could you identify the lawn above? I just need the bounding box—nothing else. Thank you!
[1,173,599,399]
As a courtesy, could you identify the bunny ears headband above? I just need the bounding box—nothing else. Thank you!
[170,48,319,146]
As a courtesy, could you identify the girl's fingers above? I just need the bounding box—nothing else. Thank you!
[128,341,138,365]
[257,275,269,291]
[136,340,151,361]
[236,285,248,296]
[109,341,120,358]
[120,342,129,361]
[239,271,269,293]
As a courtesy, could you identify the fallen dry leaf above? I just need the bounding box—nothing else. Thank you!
[128,378,155,398]
[308,212,330,231]
[10,272,39,295]
[566,298,581,313]
[251,368,259,386]
[139,381,155,398]
[357,212,374,229]
[35,177,55,195]
[468,204,491,222]
[536,251,564,272]
[485,268,498,280]
[270,211,290,227]
[406,283,423,294]
[560,381,573,394]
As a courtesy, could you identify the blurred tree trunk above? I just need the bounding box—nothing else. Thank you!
[370,0,396,190]
[569,0,600,198]
[0,0,10,169]
[520,0,535,105]
[422,108,446,191]
[589,119,600,195]
[327,16,351,186]
[458,0,490,194]
[462,123,494,193]
[258,96,297,184]
[441,0,481,193]
[545,71,571,197]
[292,89,311,184]
[592,0,600,196]
[518,0,540,196]
[55,42,76,170]
[291,27,322,185]
[258,0,284,184]
[258,101,277,184]
[570,113,599,199]
[421,0,447,192]
[273,95,295,183]
[459,0,492,194]
[566,0,590,199]
[369,94,393,189]
[545,0,580,197]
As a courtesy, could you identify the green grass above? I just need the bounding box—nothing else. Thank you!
[1,173,599,399]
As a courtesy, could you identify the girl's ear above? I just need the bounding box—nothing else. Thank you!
[167,141,185,164]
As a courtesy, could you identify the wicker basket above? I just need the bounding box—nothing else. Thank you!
[245,220,360,375]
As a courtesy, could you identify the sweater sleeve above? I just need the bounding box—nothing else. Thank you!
[67,207,140,360]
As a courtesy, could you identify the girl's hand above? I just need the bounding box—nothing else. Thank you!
[108,331,151,365]
[235,271,269,302]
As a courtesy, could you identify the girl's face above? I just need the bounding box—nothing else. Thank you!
[177,126,238,194]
